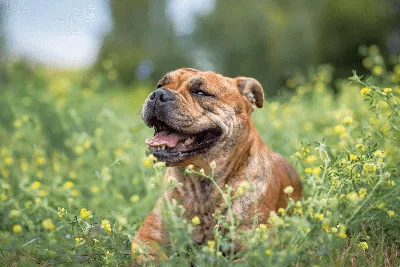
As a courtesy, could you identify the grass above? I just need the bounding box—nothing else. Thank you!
[0,45,399,266]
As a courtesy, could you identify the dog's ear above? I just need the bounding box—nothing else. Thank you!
[236,77,264,112]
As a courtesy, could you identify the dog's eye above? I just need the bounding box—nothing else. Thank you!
[192,89,213,97]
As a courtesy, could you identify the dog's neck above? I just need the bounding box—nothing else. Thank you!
[169,125,268,188]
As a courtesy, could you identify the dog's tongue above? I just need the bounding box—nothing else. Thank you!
[146,131,184,148]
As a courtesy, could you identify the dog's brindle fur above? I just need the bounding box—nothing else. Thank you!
[133,68,301,260]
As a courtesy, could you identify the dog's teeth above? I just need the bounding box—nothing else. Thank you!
[161,145,165,150]
[185,137,195,146]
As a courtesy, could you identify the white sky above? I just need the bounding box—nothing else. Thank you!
[3,0,214,68]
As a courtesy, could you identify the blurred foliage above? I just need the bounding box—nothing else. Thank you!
[95,0,399,95]
[0,46,399,265]
[95,0,188,86]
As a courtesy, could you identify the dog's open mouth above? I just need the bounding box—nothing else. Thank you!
[145,119,222,162]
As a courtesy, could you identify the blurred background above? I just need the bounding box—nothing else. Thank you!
[1,0,400,94]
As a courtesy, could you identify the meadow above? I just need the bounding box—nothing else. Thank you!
[0,46,399,266]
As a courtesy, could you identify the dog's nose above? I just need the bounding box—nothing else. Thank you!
[149,89,175,103]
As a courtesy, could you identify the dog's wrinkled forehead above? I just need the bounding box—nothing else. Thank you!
[157,68,232,92]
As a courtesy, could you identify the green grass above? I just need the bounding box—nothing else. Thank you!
[0,46,399,266]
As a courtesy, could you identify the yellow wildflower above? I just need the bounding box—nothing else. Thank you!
[74,146,84,154]
[80,208,92,220]
[349,154,357,161]
[278,208,285,214]
[372,66,383,76]
[387,210,395,217]
[63,181,74,190]
[360,87,372,97]
[358,188,367,198]
[142,154,157,168]
[283,186,294,194]
[57,207,66,218]
[101,219,112,232]
[83,140,91,149]
[363,163,377,174]
[315,213,324,221]
[207,240,216,249]
[9,210,20,218]
[36,157,46,165]
[265,249,272,255]
[4,157,14,166]
[343,116,353,125]
[305,168,312,174]
[31,181,41,190]
[130,194,140,202]
[13,119,22,128]
[384,88,392,93]
[42,218,56,231]
[192,216,201,225]
[357,241,368,250]
[12,224,23,233]
[355,143,364,152]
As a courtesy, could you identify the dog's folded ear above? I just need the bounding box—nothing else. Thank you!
[236,77,264,112]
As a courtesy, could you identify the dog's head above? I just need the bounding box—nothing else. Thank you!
[142,68,264,165]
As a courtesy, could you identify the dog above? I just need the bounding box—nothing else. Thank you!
[132,68,301,261]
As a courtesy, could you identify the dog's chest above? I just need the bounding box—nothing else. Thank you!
[172,176,219,243]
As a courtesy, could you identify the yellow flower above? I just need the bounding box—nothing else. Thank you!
[349,154,357,161]
[387,210,395,217]
[12,224,23,233]
[360,87,372,98]
[83,140,91,149]
[363,163,377,174]
[278,208,285,214]
[312,167,321,176]
[373,150,386,158]
[384,88,392,94]
[372,66,383,76]
[31,181,41,190]
[42,218,56,231]
[347,192,361,204]
[207,240,216,249]
[130,194,140,203]
[265,249,272,255]
[315,213,324,221]
[304,155,317,163]
[305,168,312,174]
[57,207,66,218]
[13,119,22,128]
[4,157,14,166]
[343,116,353,125]
[74,146,84,154]
[36,157,46,165]
[9,210,20,218]
[337,232,347,239]
[357,241,368,250]
[191,216,201,225]
[63,181,74,190]
[334,125,345,135]
[80,208,92,220]
[101,219,112,232]
[235,186,244,196]
[355,143,364,152]
[90,185,100,193]
[358,188,367,198]
[283,186,294,194]
[142,154,157,168]
[259,224,267,231]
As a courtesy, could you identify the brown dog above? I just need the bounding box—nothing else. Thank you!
[132,68,301,261]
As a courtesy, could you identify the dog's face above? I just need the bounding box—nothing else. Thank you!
[142,68,264,165]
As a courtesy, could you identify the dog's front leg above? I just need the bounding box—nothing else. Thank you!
[132,199,169,263]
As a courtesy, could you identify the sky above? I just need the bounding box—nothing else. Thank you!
[3,0,215,68]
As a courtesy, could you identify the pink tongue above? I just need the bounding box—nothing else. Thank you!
[146,131,184,148]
